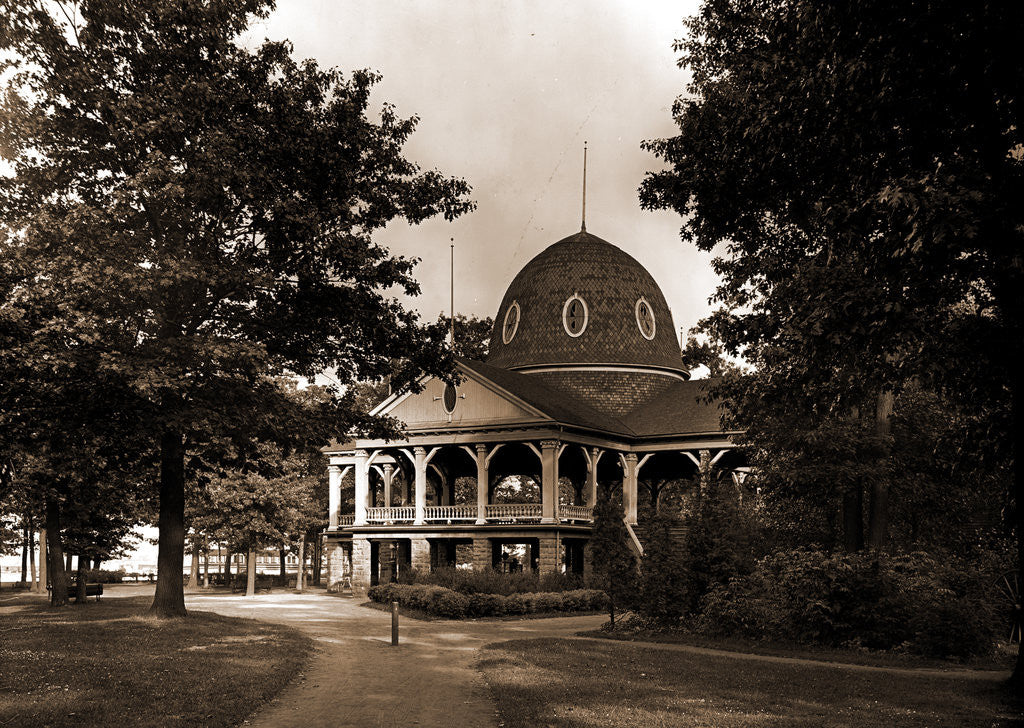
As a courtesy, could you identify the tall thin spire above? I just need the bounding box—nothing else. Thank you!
[449,239,455,348]
[581,141,588,232]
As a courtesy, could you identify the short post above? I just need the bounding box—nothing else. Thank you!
[391,601,399,645]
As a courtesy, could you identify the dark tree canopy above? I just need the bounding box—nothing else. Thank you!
[641,0,1023,679]
[0,0,474,615]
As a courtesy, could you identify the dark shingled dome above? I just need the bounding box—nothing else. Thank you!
[487,231,687,377]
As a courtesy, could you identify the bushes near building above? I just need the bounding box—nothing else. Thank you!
[415,567,582,595]
[696,548,999,659]
[367,583,607,619]
[639,514,690,625]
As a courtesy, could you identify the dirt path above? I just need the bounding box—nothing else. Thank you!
[186,591,605,728]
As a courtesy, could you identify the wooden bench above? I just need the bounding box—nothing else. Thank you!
[67,583,103,602]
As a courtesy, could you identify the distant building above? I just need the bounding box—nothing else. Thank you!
[324,229,742,590]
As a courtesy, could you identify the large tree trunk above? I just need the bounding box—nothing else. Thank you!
[867,389,894,549]
[187,541,200,590]
[36,528,47,594]
[45,502,67,607]
[841,484,864,552]
[279,545,287,582]
[151,429,187,617]
[246,547,256,597]
[65,551,72,572]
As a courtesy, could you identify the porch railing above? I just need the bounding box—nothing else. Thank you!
[485,503,543,522]
[337,514,354,526]
[366,506,415,523]
[424,504,478,521]
[559,505,593,522]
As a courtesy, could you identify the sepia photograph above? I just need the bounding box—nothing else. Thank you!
[1,1,1022,726]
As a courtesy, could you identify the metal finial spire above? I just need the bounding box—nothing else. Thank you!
[581,141,588,232]
[449,239,455,348]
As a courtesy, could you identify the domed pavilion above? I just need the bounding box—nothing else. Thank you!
[323,229,741,589]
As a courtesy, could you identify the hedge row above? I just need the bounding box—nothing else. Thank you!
[368,583,607,618]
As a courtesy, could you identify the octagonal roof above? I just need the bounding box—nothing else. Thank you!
[486,230,687,376]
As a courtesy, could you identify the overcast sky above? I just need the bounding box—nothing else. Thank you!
[253,0,713,340]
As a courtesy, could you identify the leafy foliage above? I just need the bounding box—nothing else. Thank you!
[0,0,474,614]
[368,582,607,618]
[639,513,691,625]
[697,548,1001,659]
[587,483,638,625]
[682,475,755,612]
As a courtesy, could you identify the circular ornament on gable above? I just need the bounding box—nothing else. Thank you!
[502,301,521,344]
[562,293,588,337]
[442,382,458,413]
[635,297,656,340]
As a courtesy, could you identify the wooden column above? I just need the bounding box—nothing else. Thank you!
[540,440,559,524]
[354,450,369,526]
[413,447,427,525]
[585,447,603,507]
[475,443,488,524]
[382,464,395,507]
[622,453,638,525]
[328,464,342,529]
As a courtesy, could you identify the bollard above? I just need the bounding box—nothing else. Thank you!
[391,601,399,645]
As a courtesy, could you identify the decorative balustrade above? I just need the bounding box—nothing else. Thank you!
[365,506,415,523]
[559,505,593,522]
[485,503,543,522]
[338,503,591,527]
[424,505,478,521]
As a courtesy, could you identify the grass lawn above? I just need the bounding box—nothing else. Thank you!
[0,592,311,728]
[479,638,1024,727]
[586,625,1017,672]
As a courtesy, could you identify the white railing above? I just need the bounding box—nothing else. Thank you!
[485,503,543,522]
[366,506,415,523]
[337,514,355,526]
[425,505,478,521]
[559,505,593,522]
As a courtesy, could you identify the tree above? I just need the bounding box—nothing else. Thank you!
[641,0,1023,680]
[204,443,312,597]
[587,482,638,627]
[639,513,690,625]
[1,1,473,617]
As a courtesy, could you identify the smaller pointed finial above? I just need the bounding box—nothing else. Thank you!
[449,238,455,348]
[581,141,588,232]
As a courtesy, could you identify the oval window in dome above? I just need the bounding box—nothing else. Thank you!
[562,293,588,337]
[502,301,520,344]
[442,382,458,413]
[635,297,656,340]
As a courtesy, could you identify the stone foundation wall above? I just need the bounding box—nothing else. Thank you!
[351,538,371,589]
[536,534,560,575]
[471,538,492,570]
[410,538,431,573]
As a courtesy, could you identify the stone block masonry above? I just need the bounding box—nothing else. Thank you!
[410,538,431,573]
[351,538,371,590]
[471,538,492,571]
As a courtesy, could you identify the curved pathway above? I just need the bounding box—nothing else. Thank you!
[186,591,605,728]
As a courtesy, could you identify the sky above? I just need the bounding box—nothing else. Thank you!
[251,0,715,341]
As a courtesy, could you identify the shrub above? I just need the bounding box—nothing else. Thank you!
[468,593,507,618]
[640,514,690,625]
[418,567,582,596]
[368,583,605,618]
[695,548,998,659]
